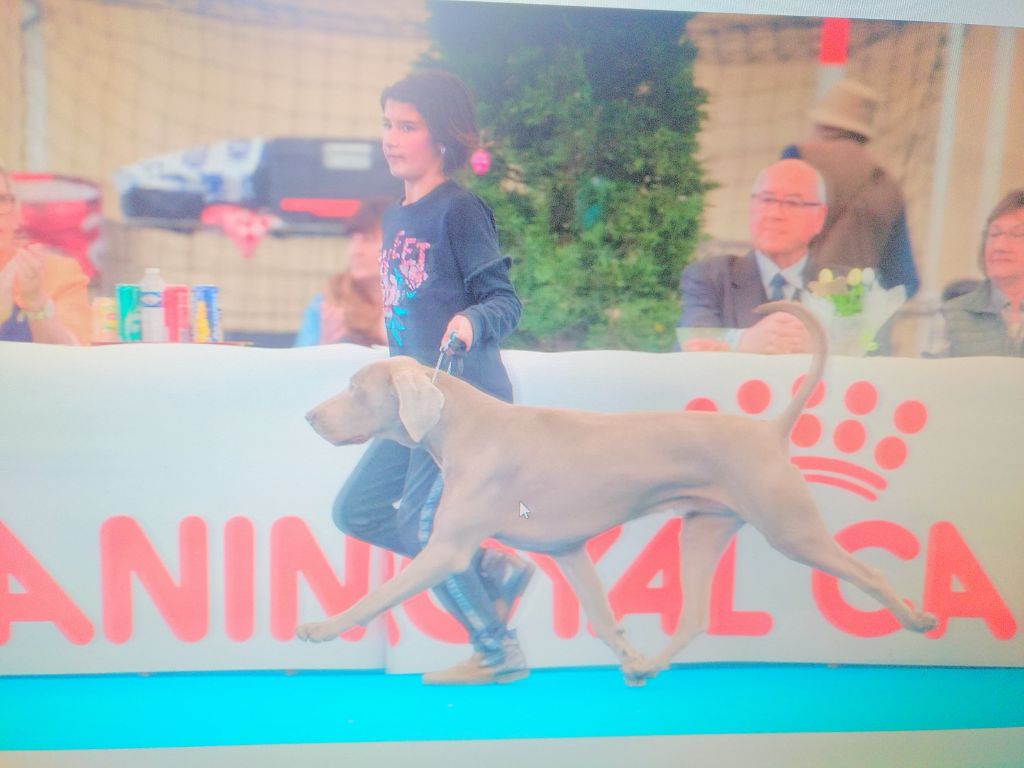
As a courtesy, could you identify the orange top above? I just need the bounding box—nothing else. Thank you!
[13,250,91,345]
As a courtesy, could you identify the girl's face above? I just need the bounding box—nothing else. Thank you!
[381,99,444,184]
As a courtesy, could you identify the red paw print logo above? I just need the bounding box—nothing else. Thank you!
[685,378,928,502]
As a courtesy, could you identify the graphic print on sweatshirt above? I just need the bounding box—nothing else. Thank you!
[381,229,430,347]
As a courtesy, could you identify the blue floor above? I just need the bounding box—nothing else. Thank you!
[2,664,1022,750]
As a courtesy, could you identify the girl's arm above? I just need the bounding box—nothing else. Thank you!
[447,194,522,348]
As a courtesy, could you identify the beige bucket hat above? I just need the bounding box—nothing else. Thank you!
[809,79,880,139]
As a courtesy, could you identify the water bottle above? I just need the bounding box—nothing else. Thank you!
[139,267,167,342]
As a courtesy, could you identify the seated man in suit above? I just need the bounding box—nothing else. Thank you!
[677,158,826,354]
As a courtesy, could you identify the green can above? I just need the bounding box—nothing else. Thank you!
[116,284,142,342]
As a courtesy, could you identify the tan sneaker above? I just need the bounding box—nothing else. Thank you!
[422,642,528,685]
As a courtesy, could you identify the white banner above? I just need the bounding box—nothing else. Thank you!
[0,342,1021,675]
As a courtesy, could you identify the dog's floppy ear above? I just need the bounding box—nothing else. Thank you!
[392,368,444,443]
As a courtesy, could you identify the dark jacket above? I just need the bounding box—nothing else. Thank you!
[941,280,1024,357]
[783,139,919,297]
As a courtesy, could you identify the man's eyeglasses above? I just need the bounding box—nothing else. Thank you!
[0,194,15,214]
[986,226,1024,242]
[751,193,822,212]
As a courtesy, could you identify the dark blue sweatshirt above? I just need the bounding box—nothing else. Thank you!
[379,180,521,401]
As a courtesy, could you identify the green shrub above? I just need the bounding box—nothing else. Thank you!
[426,2,709,351]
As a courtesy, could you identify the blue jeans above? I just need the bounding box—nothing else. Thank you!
[333,438,510,659]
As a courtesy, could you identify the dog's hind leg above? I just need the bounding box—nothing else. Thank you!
[554,545,646,682]
[762,511,937,634]
[296,534,480,642]
[624,512,744,684]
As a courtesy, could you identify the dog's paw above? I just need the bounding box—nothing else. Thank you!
[621,657,660,686]
[911,611,939,633]
[896,599,939,634]
[615,643,645,667]
[295,620,341,642]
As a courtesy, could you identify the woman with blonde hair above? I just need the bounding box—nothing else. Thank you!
[294,199,390,347]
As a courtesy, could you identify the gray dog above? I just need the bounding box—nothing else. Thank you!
[297,302,937,684]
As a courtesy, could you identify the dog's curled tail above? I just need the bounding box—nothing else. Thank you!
[753,301,827,440]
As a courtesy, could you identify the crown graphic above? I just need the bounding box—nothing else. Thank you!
[684,377,928,502]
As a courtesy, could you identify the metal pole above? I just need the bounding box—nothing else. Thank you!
[22,0,47,171]
[975,27,1016,233]
[922,24,965,296]
[816,18,849,99]
[913,23,964,355]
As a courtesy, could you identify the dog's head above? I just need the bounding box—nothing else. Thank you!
[305,356,445,446]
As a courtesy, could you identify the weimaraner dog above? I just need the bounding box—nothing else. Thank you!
[297,302,937,684]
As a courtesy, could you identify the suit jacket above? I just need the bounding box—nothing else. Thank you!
[678,251,817,330]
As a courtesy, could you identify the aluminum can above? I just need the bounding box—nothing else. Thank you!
[163,285,191,342]
[116,284,141,341]
[91,297,119,344]
[191,284,222,343]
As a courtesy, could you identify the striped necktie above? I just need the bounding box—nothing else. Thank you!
[769,273,787,301]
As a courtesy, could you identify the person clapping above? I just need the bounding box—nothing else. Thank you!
[0,165,90,345]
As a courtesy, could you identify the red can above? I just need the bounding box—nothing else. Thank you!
[163,285,191,342]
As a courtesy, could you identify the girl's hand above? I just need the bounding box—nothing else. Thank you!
[442,314,474,352]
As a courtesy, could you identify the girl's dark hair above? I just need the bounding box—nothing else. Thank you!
[380,69,479,174]
[979,188,1024,273]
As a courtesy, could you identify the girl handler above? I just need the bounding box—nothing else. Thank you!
[331,70,533,684]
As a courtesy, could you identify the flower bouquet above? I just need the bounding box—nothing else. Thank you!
[801,267,906,356]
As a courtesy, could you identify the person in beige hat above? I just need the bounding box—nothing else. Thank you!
[781,78,919,297]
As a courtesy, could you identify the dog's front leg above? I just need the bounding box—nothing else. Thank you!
[554,546,647,686]
[295,538,475,642]
[627,512,744,683]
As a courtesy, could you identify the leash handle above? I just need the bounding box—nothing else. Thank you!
[444,334,467,357]
[432,332,467,383]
